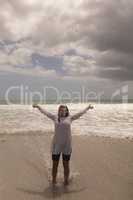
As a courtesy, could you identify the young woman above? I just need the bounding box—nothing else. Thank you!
[32,103,94,186]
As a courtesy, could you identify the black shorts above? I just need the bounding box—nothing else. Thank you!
[52,153,71,161]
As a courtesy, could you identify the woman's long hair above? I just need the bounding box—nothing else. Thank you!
[58,105,69,122]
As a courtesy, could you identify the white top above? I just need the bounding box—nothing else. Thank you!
[40,106,90,155]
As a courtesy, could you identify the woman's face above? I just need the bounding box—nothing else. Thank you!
[59,107,67,117]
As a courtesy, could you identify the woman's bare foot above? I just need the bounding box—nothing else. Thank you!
[52,179,57,186]
[64,179,69,186]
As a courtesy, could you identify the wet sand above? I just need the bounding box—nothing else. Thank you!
[0,132,133,200]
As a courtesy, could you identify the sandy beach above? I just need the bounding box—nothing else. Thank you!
[0,132,133,200]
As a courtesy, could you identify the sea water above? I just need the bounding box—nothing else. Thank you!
[0,103,133,139]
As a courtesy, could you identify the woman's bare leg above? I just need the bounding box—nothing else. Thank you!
[63,160,70,185]
[52,160,59,185]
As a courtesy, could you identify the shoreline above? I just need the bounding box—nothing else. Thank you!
[0,130,133,141]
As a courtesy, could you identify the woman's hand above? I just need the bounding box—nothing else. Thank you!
[88,104,94,109]
[32,104,39,108]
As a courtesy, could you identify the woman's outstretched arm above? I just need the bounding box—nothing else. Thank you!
[32,104,55,121]
[70,104,94,121]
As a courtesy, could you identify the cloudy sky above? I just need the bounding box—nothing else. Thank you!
[0,0,133,102]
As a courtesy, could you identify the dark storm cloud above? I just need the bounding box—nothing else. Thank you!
[73,0,133,81]
[94,50,133,81]
[79,0,133,53]
[0,0,133,81]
